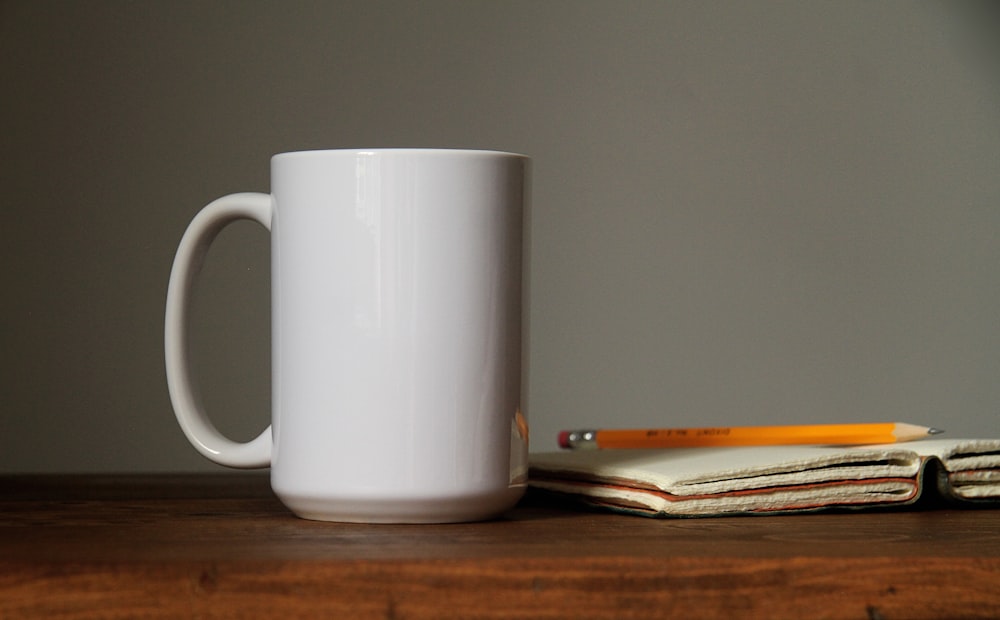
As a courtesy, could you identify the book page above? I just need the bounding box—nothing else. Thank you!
[530,445,922,496]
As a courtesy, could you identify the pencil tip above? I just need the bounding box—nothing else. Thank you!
[928,427,945,435]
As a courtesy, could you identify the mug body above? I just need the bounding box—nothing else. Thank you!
[269,149,528,522]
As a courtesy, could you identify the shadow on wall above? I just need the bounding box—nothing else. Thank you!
[947,1,1000,96]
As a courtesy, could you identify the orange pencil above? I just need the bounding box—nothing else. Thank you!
[557,422,943,450]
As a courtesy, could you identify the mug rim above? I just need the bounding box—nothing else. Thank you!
[273,148,528,161]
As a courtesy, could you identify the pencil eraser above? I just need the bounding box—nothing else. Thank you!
[558,431,570,449]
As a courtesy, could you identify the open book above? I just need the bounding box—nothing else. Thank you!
[528,438,1000,517]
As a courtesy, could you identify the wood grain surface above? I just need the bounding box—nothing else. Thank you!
[2,474,998,619]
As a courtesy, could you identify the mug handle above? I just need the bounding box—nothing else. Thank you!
[164,193,272,468]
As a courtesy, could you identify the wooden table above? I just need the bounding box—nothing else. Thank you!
[2,474,998,619]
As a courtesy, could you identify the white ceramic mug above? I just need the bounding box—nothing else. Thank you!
[165,148,529,523]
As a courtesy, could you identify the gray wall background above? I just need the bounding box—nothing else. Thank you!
[2,1,998,473]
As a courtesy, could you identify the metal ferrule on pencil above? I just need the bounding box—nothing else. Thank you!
[563,430,599,450]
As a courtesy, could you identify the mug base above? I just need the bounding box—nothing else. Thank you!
[276,485,526,524]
